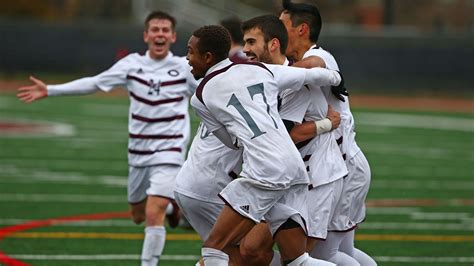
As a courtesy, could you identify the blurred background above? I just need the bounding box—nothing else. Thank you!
[0,1,473,265]
[1,0,473,93]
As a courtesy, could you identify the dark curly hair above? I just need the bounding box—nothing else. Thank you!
[192,25,231,63]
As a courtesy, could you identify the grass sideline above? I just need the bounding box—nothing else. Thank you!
[0,92,473,265]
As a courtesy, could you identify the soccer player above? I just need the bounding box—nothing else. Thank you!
[17,10,197,266]
[280,1,377,265]
[240,14,348,264]
[188,24,342,266]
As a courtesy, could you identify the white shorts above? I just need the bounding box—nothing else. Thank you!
[174,191,224,240]
[329,151,371,231]
[307,178,343,239]
[219,178,308,236]
[128,164,181,203]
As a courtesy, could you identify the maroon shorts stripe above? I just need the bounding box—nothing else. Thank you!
[132,114,185,123]
[128,147,182,155]
[129,133,183,139]
[336,136,343,145]
[161,79,186,87]
[130,92,183,106]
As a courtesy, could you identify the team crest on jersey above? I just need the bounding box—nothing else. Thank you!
[147,79,161,95]
[168,69,179,77]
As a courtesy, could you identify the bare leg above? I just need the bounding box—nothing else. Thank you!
[129,199,147,224]
[203,205,256,250]
[141,196,170,266]
[240,223,274,265]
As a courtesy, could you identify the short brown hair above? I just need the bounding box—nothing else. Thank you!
[144,10,177,31]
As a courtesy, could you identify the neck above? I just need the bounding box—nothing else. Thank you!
[294,39,315,61]
[272,54,287,65]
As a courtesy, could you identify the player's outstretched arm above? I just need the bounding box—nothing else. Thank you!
[289,105,341,144]
[292,55,325,69]
[17,76,48,103]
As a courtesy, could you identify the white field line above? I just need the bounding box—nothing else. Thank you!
[359,222,474,231]
[9,254,198,261]
[355,112,474,132]
[8,254,474,263]
[372,166,472,178]
[373,256,474,263]
[0,218,472,231]
[0,168,127,187]
[366,207,420,215]
[2,165,472,191]
[0,193,125,203]
[371,180,474,190]
[361,143,472,161]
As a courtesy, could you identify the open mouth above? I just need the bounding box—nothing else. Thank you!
[154,40,166,48]
[245,53,257,61]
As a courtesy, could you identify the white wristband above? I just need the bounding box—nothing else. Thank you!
[314,118,332,135]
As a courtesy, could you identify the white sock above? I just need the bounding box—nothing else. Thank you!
[141,226,166,266]
[201,247,229,266]
[269,250,281,266]
[353,248,377,266]
[310,231,345,260]
[339,230,355,257]
[331,251,360,266]
[288,253,335,266]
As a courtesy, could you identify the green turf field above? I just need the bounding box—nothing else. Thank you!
[0,91,473,265]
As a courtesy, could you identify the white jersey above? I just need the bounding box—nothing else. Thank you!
[48,51,197,167]
[191,59,315,189]
[175,123,243,204]
[303,45,361,160]
[279,60,347,187]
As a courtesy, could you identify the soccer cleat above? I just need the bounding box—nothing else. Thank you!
[166,200,181,228]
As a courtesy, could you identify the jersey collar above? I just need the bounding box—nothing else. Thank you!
[205,58,232,77]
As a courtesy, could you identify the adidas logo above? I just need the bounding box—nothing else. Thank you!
[239,205,250,213]
[137,68,144,74]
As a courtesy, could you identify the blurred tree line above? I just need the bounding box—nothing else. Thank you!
[0,0,472,33]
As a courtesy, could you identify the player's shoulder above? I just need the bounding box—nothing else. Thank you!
[304,46,339,70]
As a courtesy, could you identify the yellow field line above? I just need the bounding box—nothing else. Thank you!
[6,232,474,242]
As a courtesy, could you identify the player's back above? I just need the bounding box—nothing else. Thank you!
[303,46,360,160]
[199,62,308,189]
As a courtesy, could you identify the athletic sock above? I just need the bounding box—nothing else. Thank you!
[201,247,229,266]
[141,226,166,266]
[353,248,377,266]
[287,252,335,266]
[331,251,360,266]
[269,250,281,266]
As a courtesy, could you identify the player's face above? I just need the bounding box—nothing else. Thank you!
[144,18,176,60]
[243,28,272,64]
[187,36,208,80]
[279,12,298,59]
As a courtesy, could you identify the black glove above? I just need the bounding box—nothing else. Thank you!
[331,71,348,102]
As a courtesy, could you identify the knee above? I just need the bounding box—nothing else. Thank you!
[130,210,145,225]
[240,241,272,265]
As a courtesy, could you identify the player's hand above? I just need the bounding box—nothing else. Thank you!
[331,71,348,102]
[17,76,48,103]
[327,105,341,130]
